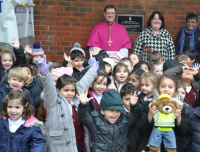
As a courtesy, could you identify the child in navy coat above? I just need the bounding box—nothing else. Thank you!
[0,90,46,151]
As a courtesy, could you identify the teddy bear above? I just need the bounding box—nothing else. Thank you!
[148,94,183,152]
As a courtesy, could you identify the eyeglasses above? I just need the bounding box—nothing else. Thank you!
[105,12,116,15]
[127,78,139,83]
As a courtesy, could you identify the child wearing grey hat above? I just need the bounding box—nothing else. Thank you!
[77,89,140,152]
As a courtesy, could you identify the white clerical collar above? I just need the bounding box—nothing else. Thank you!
[8,117,25,133]
[186,86,192,93]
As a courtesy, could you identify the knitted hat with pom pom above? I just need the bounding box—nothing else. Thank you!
[70,43,85,56]
[31,43,44,58]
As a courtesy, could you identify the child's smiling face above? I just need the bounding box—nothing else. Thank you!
[140,64,149,72]
[8,77,25,90]
[7,99,24,121]
[178,87,186,102]
[100,109,121,123]
[1,53,13,70]
[92,76,107,95]
[180,68,194,83]
[159,77,176,97]
[72,57,84,71]
[115,67,128,84]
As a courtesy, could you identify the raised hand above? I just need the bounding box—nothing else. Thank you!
[76,90,93,104]
[67,60,74,68]
[88,56,99,71]
[92,47,101,56]
[189,67,198,75]
[24,45,32,54]
[63,52,71,61]
[11,38,20,49]
[130,91,138,105]
[193,63,200,71]
[35,55,52,76]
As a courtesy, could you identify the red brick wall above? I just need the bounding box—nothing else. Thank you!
[34,0,200,60]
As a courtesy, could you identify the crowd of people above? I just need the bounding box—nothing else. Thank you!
[0,4,200,152]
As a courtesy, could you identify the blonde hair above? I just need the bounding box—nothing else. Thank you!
[178,55,190,63]
[140,71,159,87]
[120,58,133,67]
[8,67,28,83]
[150,62,163,71]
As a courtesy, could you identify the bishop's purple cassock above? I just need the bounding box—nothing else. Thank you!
[87,21,132,60]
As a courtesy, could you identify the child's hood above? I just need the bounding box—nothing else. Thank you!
[103,58,115,72]
[24,115,44,128]
[24,115,47,138]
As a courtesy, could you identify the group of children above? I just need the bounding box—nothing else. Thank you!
[0,39,200,152]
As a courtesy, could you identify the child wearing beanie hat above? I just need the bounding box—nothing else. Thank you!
[31,43,44,58]
[70,43,85,57]
[51,67,73,83]
[77,89,140,152]
[69,43,85,72]
[63,42,90,81]
[31,42,44,64]
[24,42,45,76]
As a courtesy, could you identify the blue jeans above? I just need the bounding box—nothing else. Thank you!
[149,127,176,148]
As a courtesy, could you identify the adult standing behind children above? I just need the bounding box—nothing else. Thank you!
[134,11,175,61]
[87,5,132,61]
[175,12,200,62]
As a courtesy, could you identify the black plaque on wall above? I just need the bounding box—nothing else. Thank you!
[116,14,144,34]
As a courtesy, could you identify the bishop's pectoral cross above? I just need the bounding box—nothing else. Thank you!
[107,26,113,47]
[107,37,112,46]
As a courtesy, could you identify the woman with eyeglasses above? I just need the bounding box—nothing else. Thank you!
[175,12,200,62]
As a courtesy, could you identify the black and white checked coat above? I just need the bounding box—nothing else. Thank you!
[134,28,175,61]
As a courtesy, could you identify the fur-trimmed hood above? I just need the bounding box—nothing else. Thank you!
[25,115,46,137]
[3,115,46,137]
